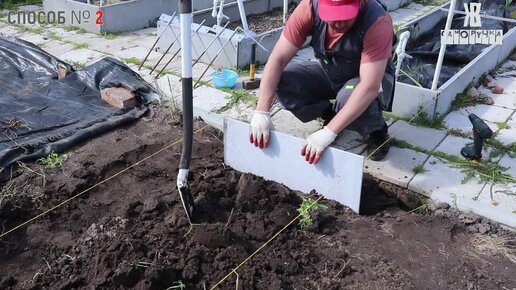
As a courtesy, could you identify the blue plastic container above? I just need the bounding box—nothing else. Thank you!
[211,69,238,89]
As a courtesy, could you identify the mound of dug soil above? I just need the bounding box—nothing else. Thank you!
[0,106,515,289]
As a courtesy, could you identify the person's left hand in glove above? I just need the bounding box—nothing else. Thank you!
[301,126,338,164]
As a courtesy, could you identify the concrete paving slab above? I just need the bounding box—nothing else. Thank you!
[38,41,76,57]
[132,28,157,36]
[295,47,315,62]
[154,74,183,107]
[434,134,493,160]
[88,37,138,54]
[61,32,103,45]
[495,129,516,146]
[0,25,22,37]
[225,118,364,213]
[112,45,162,63]
[193,85,231,112]
[477,86,516,110]
[58,48,105,65]
[409,156,486,198]
[389,120,447,151]
[498,153,516,179]
[464,183,516,228]
[333,130,367,155]
[17,32,49,46]
[444,105,510,134]
[271,109,323,139]
[364,147,428,188]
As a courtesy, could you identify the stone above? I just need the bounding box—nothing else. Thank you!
[101,87,138,108]
[477,223,491,234]
[437,202,450,209]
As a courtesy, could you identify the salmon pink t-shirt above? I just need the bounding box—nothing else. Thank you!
[283,0,394,63]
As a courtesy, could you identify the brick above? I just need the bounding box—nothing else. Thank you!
[101,87,138,108]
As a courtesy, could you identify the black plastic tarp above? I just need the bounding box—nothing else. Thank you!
[0,36,157,168]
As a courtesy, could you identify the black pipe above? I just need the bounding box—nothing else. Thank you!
[179,0,193,172]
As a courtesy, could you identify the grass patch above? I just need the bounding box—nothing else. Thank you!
[391,138,515,185]
[123,57,142,66]
[496,122,509,130]
[73,42,89,49]
[63,25,87,34]
[36,151,66,169]
[166,281,186,290]
[412,164,426,174]
[409,108,445,129]
[101,31,118,40]
[216,89,258,113]
[12,23,43,34]
[68,61,86,69]
[451,92,475,110]
[47,32,62,41]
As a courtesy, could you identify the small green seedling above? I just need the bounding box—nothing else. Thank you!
[166,281,186,290]
[37,151,66,169]
[297,197,328,228]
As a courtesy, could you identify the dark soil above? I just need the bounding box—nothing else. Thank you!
[0,105,515,290]
[228,2,299,34]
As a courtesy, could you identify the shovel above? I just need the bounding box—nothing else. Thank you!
[176,0,195,222]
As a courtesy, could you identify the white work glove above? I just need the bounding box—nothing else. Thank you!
[249,110,273,149]
[301,126,338,164]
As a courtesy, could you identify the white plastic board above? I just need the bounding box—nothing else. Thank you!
[224,118,364,213]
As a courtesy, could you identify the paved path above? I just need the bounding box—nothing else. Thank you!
[1,2,515,228]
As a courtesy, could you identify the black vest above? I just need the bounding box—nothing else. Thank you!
[310,0,396,110]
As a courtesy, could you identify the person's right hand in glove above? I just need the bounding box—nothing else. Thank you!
[249,110,273,149]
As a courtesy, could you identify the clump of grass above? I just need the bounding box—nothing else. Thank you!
[123,57,141,66]
[216,89,258,113]
[101,31,118,40]
[73,42,89,49]
[63,25,87,33]
[47,32,62,41]
[496,122,509,130]
[452,92,475,110]
[297,197,328,228]
[36,151,66,169]
[69,61,86,69]
[412,164,426,174]
[409,108,445,129]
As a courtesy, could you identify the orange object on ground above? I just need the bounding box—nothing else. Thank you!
[101,87,138,108]
[492,86,504,94]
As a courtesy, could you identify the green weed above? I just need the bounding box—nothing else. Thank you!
[101,31,118,40]
[297,197,328,228]
[63,25,87,34]
[451,93,474,110]
[123,57,141,66]
[496,122,509,130]
[36,151,66,169]
[412,164,426,174]
[216,89,258,113]
[47,32,62,41]
[409,108,445,129]
[73,42,89,49]
[69,61,86,69]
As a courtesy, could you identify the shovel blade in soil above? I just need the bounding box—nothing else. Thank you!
[224,118,364,213]
[178,186,195,221]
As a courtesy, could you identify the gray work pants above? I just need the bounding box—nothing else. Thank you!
[276,60,386,136]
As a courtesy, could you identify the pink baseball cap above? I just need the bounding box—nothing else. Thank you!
[318,0,360,21]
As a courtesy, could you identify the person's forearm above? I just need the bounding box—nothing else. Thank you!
[326,84,380,134]
[256,57,288,112]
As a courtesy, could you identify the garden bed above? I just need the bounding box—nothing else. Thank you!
[0,105,515,289]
